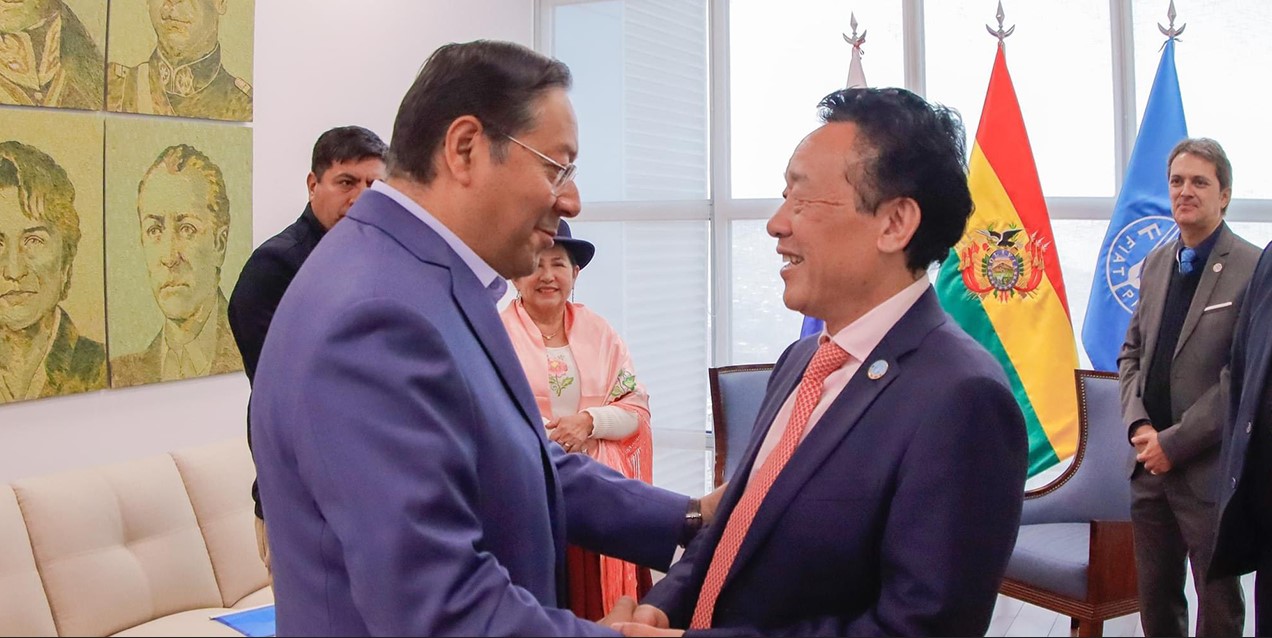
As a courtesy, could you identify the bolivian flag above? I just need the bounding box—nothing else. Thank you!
[934,43,1079,476]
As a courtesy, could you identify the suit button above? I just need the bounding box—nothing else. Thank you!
[1248,421,1254,434]
[1232,477,1238,490]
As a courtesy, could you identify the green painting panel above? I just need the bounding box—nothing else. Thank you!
[0,0,108,110]
[105,0,255,122]
[0,109,107,404]
[105,117,251,388]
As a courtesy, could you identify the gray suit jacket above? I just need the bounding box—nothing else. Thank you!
[1118,223,1260,499]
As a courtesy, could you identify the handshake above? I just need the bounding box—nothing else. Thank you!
[600,598,681,637]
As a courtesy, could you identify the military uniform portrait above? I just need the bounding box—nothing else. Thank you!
[0,0,106,110]
[106,0,254,122]
[105,118,251,388]
[0,110,107,404]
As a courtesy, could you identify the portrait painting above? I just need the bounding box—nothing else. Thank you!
[0,0,106,110]
[105,0,254,122]
[105,117,251,388]
[0,110,106,405]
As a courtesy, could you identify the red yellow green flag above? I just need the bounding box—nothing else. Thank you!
[934,43,1079,476]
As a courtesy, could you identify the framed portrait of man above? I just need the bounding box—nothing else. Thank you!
[105,0,254,122]
[0,0,106,110]
[0,110,107,405]
[105,117,251,388]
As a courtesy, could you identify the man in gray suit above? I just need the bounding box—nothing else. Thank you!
[1118,137,1257,637]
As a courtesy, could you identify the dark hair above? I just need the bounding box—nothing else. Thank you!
[1167,137,1232,213]
[387,40,572,184]
[311,126,387,180]
[0,141,80,298]
[139,144,230,235]
[817,87,973,271]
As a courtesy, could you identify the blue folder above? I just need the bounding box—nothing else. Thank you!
[211,604,275,637]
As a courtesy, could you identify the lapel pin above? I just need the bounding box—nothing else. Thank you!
[867,360,888,380]
[1213,263,1223,273]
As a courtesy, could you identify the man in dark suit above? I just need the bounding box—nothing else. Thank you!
[1118,138,1257,637]
[1211,240,1272,636]
[228,125,387,571]
[250,40,700,636]
[612,87,1029,637]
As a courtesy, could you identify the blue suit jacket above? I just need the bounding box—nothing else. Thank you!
[1211,241,1272,578]
[643,290,1028,636]
[251,190,687,636]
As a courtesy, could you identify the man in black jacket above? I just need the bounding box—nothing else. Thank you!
[1211,240,1272,636]
[228,125,387,571]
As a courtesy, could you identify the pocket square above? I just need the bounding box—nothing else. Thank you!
[1203,301,1233,312]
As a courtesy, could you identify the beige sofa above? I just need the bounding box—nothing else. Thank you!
[1,438,272,637]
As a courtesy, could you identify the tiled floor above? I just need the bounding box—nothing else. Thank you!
[991,572,1258,637]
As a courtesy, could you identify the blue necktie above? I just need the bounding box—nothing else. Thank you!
[1179,247,1197,275]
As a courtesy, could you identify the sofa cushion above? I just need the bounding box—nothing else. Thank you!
[234,587,274,609]
[1003,522,1090,600]
[171,439,269,607]
[13,453,223,637]
[110,607,247,637]
[0,485,56,637]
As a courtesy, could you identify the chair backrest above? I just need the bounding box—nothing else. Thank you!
[709,364,774,487]
[1021,369,1135,525]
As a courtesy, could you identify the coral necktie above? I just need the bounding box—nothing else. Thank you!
[689,339,851,628]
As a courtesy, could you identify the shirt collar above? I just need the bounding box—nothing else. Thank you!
[0,11,62,92]
[162,304,220,379]
[1178,222,1224,271]
[151,43,224,97]
[822,277,931,363]
[370,181,507,302]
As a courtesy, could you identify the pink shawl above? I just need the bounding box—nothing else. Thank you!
[500,300,654,609]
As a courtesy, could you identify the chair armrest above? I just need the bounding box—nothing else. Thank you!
[1087,520,1137,602]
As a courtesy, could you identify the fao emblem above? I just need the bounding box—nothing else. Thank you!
[1104,216,1179,313]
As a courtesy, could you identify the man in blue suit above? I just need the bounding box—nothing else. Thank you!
[250,40,696,636]
[1211,240,1272,636]
[612,88,1028,637]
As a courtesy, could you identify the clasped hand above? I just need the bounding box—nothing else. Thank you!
[547,412,596,454]
[1131,424,1173,475]
[598,597,682,636]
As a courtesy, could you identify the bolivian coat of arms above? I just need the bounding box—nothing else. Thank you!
[954,223,1049,302]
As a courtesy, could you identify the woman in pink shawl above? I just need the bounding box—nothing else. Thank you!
[500,220,654,620]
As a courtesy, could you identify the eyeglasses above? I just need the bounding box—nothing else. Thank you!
[503,134,577,196]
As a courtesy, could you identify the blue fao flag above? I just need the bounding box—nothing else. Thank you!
[1082,38,1187,371]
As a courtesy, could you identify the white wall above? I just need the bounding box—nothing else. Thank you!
[0,0,534,484]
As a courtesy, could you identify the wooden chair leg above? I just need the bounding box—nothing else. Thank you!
[1075,618,1103,637]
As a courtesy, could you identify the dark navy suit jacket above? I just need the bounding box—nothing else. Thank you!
[1212,241,1272,578]
[643,290,1028,636]
[251,190,687,636]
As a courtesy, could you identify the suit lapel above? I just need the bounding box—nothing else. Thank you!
[349,191,546,440]
[720,290,946,587]
[1139,241,1175,370]
[1176,225,1233,357]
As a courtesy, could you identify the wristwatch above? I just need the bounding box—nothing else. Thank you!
[679,498,704,547]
